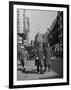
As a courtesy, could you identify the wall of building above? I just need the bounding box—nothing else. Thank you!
[17,9,30,44]
[48,11,63,56]
[17,9,25,34]
[48,11,63,78]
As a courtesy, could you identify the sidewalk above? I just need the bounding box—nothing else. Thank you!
[17,60,59,80]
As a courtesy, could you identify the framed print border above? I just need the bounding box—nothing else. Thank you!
[9,1,69,88]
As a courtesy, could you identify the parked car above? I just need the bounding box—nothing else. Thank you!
[25,46,35,60]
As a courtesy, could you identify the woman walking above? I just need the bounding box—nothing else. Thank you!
[20,46,29,71]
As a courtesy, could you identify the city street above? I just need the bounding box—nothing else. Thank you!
[17,59,59,80]
[17,9,63,81]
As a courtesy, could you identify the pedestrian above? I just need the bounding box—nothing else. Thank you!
[35,49,40,73]
[43,42,51,72]
[17,44,22,60]
[37,42,44,74]
[20,45,29,71]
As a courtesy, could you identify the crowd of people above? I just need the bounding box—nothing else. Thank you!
[17,41,52,74]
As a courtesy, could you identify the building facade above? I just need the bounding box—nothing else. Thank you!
[57,11,63,56]
[47,11,63,77]
[17,9,29,44]
[48,11,63,57]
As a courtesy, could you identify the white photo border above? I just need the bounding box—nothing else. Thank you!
[13,4,67,86]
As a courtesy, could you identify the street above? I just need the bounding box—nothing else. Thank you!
[17,9,63,81]
[17,59,59,80]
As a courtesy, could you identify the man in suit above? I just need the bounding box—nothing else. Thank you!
[43,42,51,72]
[35,48,40,73]
[37,42,44,74]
